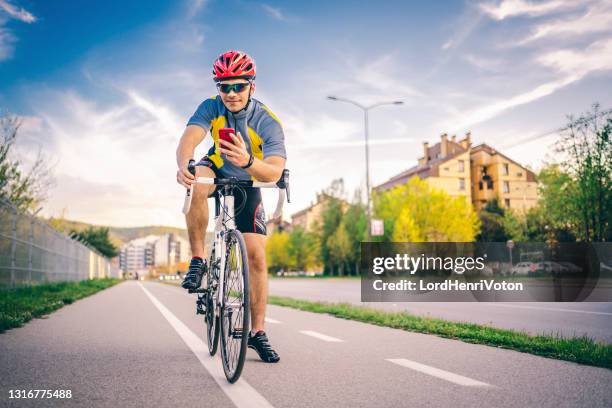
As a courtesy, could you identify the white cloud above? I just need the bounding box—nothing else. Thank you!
[0,24,15,60]
[187,0,208,18]
[126,90,184,137]
[18,88,197,226]
[463,54,504,72]
[261,4,287,21]
[442,38,612,132]
[444,74,580,132]
[479,0,578,21]
[340,53,422,103]
[537,38,612,76]
[521,1,612,43]
[0,0,36,23]
[0,1,36,61]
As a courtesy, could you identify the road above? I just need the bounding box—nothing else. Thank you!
[1,280,611,407]
[268,278,612,343]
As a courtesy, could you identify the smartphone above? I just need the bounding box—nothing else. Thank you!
[219,128,236,144]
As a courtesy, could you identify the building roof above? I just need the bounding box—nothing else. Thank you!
[375,139,537,193]
[471,144,537,181]
[290,192,346,219]
[375,145,469,192]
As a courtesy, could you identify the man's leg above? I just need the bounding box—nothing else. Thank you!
[243,232,280,363]
[182,166,215,289]
[186,166,216,258]
[242,233,268,332]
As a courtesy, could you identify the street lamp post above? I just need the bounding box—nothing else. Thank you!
[327,96,403,240]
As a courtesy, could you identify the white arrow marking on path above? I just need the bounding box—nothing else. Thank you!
[265,317,281,324]
[139,283,274,408]
[387,359,494,387]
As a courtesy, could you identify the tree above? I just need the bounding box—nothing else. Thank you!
[326,223,351,275]
[265,231,291,273]
[0,113,54,211]
[287,227,320,271]
[341,197,367,275]
[318,179,346,275]
[374,177,480,242]
[556,104,612,241]
[70,226,119,258]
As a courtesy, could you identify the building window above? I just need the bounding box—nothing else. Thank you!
[443,167,449,171]
[505,199,510,208]
[458,160,465,172]
[459,179,465,190]
[479,181,483,190]
[503,181,510,193]
[487,180,494,189]
[503,163,509,175]
[517,172,523,177]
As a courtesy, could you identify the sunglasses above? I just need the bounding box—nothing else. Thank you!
[217,82,251,94]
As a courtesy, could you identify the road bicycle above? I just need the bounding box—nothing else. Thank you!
[182,161,290,383]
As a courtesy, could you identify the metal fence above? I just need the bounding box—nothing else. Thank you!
[0,198,119,286]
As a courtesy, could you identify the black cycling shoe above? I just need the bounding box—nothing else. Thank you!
[181,258,206,290]
[248,330,280,363]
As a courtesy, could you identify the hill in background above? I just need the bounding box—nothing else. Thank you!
[45,218,189,248]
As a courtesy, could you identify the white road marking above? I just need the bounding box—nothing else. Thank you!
[299,330,343,342]
[138,283,274,408]
[265,317,281,324]
[488,303,612,316]
[387,359,493,387]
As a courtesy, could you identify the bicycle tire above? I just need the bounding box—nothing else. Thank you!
[205,250,220,356]
[219,229,250,383]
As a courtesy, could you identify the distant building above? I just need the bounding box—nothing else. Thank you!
[375,133,538,212]
[291,193,349,232]
[154,233,191,267]
[119,233,191,273]
[119,235,158,273]
[266,218,291,234]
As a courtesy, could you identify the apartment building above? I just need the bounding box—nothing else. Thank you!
[291,193,348,232]
[375,133,538,212]
[119,233,191,272]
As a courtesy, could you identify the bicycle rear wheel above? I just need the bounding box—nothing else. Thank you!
[219,229,250,383]
[205,251,220,356]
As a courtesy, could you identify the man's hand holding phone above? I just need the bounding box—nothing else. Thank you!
[218,128,251,168]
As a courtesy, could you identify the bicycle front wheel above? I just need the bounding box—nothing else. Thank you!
[219,229,250,383]
[205,250,220,356]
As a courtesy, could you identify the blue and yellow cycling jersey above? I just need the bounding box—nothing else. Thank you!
[187,95,286,179]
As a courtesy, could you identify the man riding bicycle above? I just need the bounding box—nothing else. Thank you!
[175,50,285,363]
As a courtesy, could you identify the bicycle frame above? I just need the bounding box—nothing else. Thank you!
[211,186,235,321]
[183,169,290,320]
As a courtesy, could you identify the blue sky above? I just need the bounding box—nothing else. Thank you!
[2,0,611,227]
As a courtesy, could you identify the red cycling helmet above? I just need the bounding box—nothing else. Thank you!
[212,50,256,82]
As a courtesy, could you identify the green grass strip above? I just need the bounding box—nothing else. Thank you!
[268,295,612,370]
[0,278,121,333]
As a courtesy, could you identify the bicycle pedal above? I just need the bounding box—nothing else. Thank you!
[232,327,244,339]
[188,287,208,294]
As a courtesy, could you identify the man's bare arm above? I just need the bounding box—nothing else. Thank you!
[244,156,286,183]
[176,125,207,187]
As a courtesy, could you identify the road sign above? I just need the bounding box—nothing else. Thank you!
[507,240,514,249]
[371,219,384,236]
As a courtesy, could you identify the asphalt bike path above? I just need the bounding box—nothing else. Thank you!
[2,280,611,407]
[0,280,234,408]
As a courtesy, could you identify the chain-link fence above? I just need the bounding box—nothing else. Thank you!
[0,199,119,286]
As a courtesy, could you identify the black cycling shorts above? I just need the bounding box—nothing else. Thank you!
[196,156,267,235]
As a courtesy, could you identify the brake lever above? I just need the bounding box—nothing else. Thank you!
[182,159,197,215]
[276,169,290,203]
